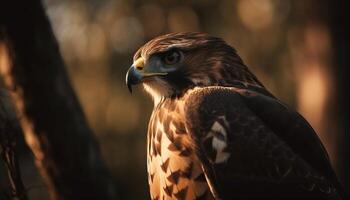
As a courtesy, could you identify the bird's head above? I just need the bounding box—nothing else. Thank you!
[126,32,262,104]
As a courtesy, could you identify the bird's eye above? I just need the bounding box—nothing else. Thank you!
[163,50,182,65]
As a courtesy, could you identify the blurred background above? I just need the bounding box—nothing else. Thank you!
[0,0,348,199]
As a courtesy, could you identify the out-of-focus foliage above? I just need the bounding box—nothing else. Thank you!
[0,0,340,199]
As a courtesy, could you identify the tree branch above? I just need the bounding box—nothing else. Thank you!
[0,0,118,199]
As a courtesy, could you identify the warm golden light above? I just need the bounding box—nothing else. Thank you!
[237,0,274,30]
[297,65,328,128]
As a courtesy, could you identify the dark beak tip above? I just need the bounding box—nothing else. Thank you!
[125,72,133,94]
[127,83,133,93]
[126,66,138,94]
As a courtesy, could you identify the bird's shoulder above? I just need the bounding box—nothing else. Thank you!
[183,85,249,107]
[181,86,258,123]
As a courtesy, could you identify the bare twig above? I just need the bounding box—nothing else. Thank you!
[0,96,28,200]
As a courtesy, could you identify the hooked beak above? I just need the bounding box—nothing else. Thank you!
[125,57,167,93]
[126,66,141,93]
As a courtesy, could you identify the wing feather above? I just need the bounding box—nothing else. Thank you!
[183,86,344,200]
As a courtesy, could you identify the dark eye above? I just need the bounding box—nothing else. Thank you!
[163,50,182,65]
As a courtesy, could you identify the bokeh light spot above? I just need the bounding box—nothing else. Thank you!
[238,0,275,31]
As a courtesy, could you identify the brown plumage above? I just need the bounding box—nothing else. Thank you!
[126,32,346,199]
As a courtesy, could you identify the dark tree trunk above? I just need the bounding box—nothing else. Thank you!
[0,0,118,199]
[329,0,350,194]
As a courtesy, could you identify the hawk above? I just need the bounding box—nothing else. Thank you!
[126,32,346,200]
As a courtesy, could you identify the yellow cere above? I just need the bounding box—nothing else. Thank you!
[134,57,145,70]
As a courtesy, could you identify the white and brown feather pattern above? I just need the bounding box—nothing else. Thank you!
[147,97,213,200]
[202,116,231,164]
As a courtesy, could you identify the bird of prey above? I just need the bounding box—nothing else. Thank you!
[126,32,346,200]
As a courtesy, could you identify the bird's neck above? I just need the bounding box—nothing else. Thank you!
[143,82,167,107]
